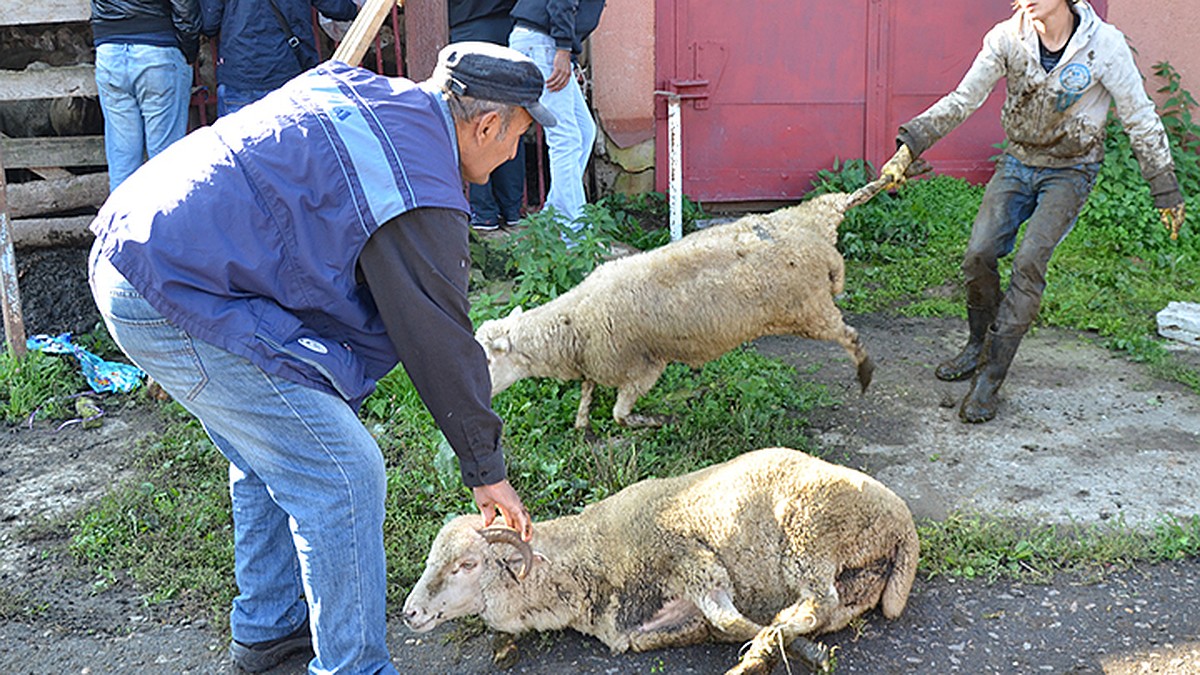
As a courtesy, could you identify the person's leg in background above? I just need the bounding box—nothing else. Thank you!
[95,43,146,192]
[510,26,590,231]
[454,14,527,228]
[131,43,192,160]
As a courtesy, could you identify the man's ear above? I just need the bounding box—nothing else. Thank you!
[474,110,504,145]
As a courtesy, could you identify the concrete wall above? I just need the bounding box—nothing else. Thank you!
[1108,0,1200,106]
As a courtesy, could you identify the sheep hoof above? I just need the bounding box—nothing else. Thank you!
[786,637,832,673]
[618,413,671,428]
[857,356,876,393]
[491,633,520,669]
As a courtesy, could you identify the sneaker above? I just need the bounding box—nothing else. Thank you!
[229,621,313,673]
[471,217,500,231]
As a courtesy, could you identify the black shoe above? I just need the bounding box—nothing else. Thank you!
[960,331,1022,423]
[471,217,500,231]
[229,621,313,673]
[935,305,996,382]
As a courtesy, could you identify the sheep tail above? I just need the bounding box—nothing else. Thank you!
[879,523,920,619]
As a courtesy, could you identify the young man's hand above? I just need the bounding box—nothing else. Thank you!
[1159,202,1185,240]
[880,144,914,189]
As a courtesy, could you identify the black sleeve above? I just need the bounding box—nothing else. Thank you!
[359,207,507,488]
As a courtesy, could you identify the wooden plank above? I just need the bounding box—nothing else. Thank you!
[332,0,403,67]
[0,136,106,169]
[11,216,95,249]
[6,172,109,219]
[0,65,97,102]
[0,146,27,358]
[0,0,90,26]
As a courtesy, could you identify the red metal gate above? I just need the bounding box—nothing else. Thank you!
[655,0,1107,203]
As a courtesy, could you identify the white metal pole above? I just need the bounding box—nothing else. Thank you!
[666,93,682,242]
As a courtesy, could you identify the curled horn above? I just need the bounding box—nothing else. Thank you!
[479,526,535,580]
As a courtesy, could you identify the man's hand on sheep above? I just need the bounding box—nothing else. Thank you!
[880,144,914,189]
[472,480,533,541]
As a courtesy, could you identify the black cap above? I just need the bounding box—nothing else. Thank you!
[435,41,556,127]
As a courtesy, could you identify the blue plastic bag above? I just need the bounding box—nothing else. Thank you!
[26,333,145,393]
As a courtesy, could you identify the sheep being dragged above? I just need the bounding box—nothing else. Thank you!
[403,447,920,675]
[476,176,902,429]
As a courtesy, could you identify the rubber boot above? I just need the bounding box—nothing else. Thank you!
[959,330,1021,423]
[935,305,996,382]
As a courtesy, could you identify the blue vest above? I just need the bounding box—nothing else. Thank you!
[91,62,470,407]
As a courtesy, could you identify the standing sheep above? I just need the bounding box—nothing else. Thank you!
[403,447,920,674]
[476,178,899,429]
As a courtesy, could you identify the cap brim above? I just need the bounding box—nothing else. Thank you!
[525,101,556,128]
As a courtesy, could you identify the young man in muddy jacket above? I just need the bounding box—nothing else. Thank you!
[89,43,554,673]
[878,0,1185,423]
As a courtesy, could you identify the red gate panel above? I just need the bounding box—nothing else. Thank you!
[656,0,1108,203]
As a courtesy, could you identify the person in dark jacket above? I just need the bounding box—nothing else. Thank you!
[88,42,555,674]
[200,0,359,116]
[450,0,526,229]
[90,0,201,191]
[509,0,606,234]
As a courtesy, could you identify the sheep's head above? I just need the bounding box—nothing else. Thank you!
[475,307,531,395]
[403,516,534,633]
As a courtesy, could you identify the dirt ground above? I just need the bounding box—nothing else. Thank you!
[2,246,1200,674]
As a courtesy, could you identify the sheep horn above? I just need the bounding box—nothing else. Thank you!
[479,526,534,580]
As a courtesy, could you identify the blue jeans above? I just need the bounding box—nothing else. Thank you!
[217,83,276,117]
[89,250,398,675]
[509,25,597,231]
[452,16,526,224]
[964,155,1100,337]
[94,43,193,192]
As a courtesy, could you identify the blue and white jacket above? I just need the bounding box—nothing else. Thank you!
[91,61,470,409]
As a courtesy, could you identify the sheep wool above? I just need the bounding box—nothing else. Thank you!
[476,193,874,429]
[403,447,920,674]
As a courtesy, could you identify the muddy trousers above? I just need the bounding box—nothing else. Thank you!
[957,156,1099,420]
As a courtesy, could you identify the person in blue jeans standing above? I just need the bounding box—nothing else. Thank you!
[90,0,201,192]
[88,43,553,673]
[450,0,526,230]
[509,0,606,234]
[200,0,359,116]
[878,0,1185,423]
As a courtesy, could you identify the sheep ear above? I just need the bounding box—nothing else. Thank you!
[507,306,524,319]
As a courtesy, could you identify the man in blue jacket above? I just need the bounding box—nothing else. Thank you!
[89,42,554,674]
[200,0,359,115]
[509,0,606,234]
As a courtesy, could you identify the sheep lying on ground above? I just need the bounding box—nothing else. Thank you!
[476,181,892,429]
[403,447,919,674]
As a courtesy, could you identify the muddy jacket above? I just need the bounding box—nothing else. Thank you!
[898,0,1180,208]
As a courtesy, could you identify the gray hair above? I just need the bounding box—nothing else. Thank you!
[443,90,519,137]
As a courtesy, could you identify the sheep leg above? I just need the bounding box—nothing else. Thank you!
[724,598,832,675]
[612,363,669,427]
[628,598,713,651]
[794,309,874,393]
[574,380,596,429]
